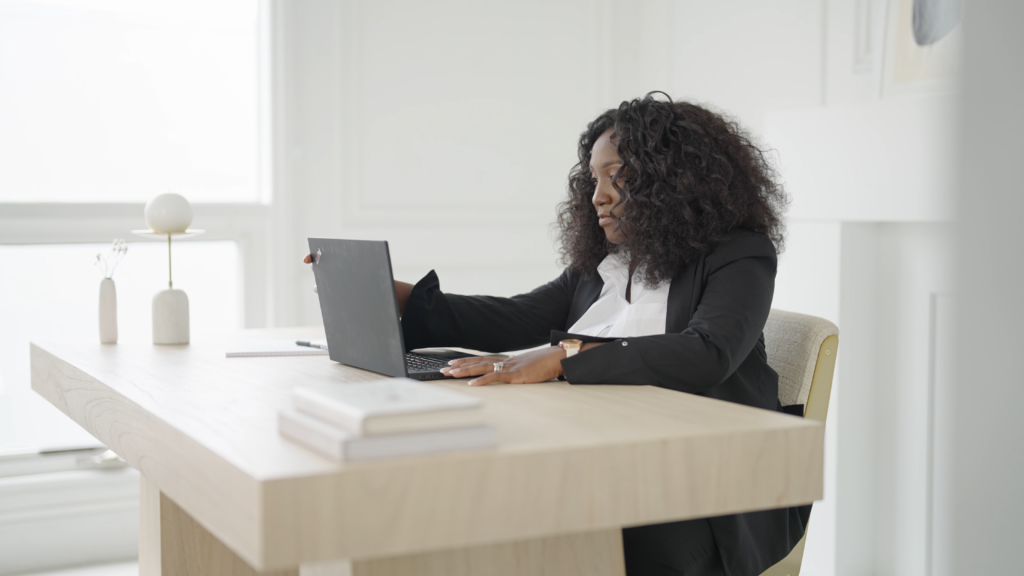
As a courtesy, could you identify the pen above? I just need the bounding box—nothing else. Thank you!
[295,340,328,350]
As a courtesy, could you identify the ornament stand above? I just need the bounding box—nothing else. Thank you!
[132,229,204,345]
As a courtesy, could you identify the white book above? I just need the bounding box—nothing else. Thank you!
[278,408,495,462]
[226,340,329,358]
[291,378,485,436]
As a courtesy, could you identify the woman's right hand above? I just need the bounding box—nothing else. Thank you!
[301,253,414,315]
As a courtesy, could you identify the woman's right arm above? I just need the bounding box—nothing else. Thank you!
[400,269,578,353]
[304,253,414,315]
[303,253,577,351]
[394,280,413,316]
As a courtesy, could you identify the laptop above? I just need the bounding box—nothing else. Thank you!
[308,238,478,380]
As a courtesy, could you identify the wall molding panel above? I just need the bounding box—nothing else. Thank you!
[0,468,140,575]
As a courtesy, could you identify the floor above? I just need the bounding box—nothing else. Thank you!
[22,561,138,576]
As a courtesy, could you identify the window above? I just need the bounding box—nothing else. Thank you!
[0,0,260,202]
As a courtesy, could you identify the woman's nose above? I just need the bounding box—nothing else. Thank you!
[592,184,610,207]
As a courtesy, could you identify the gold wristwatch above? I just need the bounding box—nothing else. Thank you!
[559,339,583,358]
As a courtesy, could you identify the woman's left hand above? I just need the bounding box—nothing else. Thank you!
[441,346,566,386]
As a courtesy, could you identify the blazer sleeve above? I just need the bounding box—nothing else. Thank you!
[401,269,577,353]
[559,244,775,393]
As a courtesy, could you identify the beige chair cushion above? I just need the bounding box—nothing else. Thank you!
[764,309,839,407]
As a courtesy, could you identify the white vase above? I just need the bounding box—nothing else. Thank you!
[99,278,118,344]
[152,288,189,345]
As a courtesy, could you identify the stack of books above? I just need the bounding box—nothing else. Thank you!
[278,378,494,462]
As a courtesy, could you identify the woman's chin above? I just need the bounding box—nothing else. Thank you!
[604,232,626,244]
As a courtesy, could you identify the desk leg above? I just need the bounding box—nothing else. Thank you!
[140,475,297,576]
[139,474,622,576]
[345,529,625,576]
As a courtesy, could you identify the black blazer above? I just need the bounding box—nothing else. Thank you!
[401,230,810,576]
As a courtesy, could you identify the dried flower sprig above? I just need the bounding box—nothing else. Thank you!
[95,238,128,279]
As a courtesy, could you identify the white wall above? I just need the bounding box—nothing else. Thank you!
[873,224,954,576]
[669,0,825,135]
[941,3,1024,575]
[832,223,955,576]
[834,222,878,576]
[767,96,957,222]
[0,468,139,576]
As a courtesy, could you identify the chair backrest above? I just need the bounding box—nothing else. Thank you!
[759,309,839,576]
[763,309,839,423]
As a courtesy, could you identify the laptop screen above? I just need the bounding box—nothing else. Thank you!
[308,238,407,377]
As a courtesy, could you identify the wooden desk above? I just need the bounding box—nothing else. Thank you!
[31,327,823,576]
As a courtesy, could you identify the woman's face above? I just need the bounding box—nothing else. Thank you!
[590,129,627,244]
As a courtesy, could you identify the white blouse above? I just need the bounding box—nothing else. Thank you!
[567,253,670,338]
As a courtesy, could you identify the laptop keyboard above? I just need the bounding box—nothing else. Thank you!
[405,352,450,373]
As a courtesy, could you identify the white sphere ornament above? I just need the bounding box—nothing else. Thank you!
[136,192,200,345]
[144,193,193,233]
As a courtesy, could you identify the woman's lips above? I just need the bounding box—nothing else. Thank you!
[598,214,615,227]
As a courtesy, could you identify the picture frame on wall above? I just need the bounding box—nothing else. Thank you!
[882,0,962,96]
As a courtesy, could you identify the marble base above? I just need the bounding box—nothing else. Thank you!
[152,289,189,345]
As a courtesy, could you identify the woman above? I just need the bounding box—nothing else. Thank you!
[307,93,807,575]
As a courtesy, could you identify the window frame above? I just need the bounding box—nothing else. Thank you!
[0,202,271,328]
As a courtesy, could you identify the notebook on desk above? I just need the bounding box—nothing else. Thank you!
[225,340,330,358]
[278,378,494,462]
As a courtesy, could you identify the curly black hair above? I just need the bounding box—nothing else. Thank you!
[556,92,787,286]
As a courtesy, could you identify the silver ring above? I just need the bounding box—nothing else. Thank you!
[493,361,504,372]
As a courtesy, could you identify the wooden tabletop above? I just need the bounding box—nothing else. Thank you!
[31,327,823,572]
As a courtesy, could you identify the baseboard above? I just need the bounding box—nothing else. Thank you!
[0,467,139,575]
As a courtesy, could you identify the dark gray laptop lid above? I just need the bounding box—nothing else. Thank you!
[308,238,407,378]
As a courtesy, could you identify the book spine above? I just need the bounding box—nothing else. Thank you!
[346,425,495,462]
[277,412,346,461]
[291,391,364,433]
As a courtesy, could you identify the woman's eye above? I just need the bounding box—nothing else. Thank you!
[589,177,598,185]
[609,173,618,180]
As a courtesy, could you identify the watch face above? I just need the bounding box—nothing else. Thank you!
[561,339,582,349]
